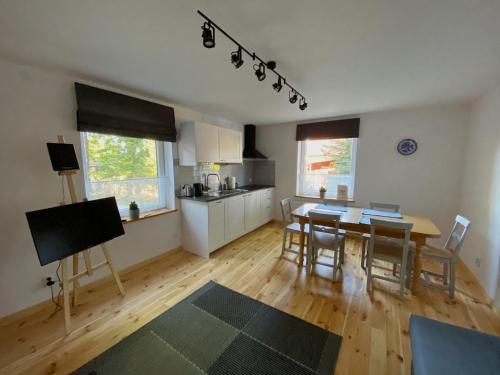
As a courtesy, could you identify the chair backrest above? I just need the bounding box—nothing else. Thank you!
[280,198,293,225]
[444,215,471,259]
[368,218,413,268]
[308,209,342,250]
[369,202,400,212]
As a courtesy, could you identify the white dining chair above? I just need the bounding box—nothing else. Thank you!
[361,202,401,270]
[280,198,309,261]
[366,218,414,298]
[420,215,470,298]
[307,209,346,281]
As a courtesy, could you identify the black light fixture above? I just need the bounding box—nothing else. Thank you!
[254,63,266,81]
[272,77,283,92]
[230,47,244,68]
[197,10,307,110]
[201,22,215,48]
[299,97,308,110]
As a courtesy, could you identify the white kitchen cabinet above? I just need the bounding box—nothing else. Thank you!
[259,188,274,224]
[208,200,226,250]
[225,195,245,241]
[178,121,242,165]
[244,192,261,232]
[219,127,242,163]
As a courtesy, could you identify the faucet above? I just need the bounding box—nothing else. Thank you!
[206,173,221,192]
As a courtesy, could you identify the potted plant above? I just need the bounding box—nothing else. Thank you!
[319,186,327,199]
[129,201,140,220]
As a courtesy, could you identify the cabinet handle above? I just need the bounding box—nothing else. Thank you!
[215,201,222,203]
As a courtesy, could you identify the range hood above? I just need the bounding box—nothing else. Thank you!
[243,124,267,159]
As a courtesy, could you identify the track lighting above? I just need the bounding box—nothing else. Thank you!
[230,47,244,68]
[299,97,308,110]
[201,22,215,48]
[254,63,266,81]
[273,77,283,92]
[197,10,307,110]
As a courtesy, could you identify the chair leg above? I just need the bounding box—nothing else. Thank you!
[281,230,287,256]
[288,233,294,249]
[393,264,398,276]
[449,262,456,298]
[443,263,449,285]
[366,253,373,292]
[340,238,346,265]
[361,237,367,270]
[333,248,338,280]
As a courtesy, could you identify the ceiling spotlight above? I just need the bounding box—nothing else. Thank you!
[289,90,298,104]
[230,47,244,68]
[266,61,277,70]
[299,97,308,110]
[272,77,283,92]
[254,63,266,81]
[201,22,215,48]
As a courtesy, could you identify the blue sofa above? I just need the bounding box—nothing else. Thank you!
[410,314,500,375]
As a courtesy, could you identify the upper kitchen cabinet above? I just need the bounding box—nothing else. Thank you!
[178,121,242,165]
[219,127,242,163]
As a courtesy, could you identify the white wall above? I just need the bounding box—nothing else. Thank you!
[0,59,241,318]
[257,105,469,243]
[459,83,500,303]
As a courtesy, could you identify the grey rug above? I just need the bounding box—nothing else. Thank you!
[74,281,342,375]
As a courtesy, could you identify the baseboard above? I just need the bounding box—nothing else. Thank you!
[0,246,183,325]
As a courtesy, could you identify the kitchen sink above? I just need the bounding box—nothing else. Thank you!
[207,189,248,197]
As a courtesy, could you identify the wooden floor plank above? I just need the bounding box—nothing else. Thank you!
[0,222,498,375]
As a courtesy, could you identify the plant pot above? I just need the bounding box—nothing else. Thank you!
[319,191,326,199]
[129,208,140,220]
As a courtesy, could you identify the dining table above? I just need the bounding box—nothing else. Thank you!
[291,203,441,294]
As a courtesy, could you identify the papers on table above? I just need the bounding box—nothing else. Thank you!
[360,208,403,218]
[359,216,407,225]
[315,204,348,212]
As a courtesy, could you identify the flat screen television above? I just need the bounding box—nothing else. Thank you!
[47,143,80,171]
[26,197,124,266]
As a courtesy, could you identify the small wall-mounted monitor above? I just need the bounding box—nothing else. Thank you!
[26,197,124,266]
[47,143,80,171]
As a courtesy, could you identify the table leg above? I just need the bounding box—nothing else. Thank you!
[298,218,306,267]
[411,236,425,294]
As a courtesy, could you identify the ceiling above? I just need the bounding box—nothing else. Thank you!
[1,0,500,125]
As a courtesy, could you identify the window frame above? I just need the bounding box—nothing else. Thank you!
[296,138,358,199]
[80,132,168,217]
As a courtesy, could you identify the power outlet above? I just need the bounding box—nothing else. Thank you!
[42,275,56,287]
[475,258,481,268]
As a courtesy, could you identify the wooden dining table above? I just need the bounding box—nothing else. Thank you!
[291,203,441,293]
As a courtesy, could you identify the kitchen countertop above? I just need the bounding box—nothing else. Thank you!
[177,184,275,203]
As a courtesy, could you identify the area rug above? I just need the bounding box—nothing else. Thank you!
[74,281,342,375]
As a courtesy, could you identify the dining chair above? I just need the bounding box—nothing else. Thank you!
[366,218,414,298]
[307,209,346,281]
[420,215,470,298]
[280,198,309,261]
[361,202,401,270]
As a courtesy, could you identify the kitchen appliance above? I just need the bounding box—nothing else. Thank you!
[227,176,237,190]
[243,124,267,159]
[181,184,193,197]
[193,183,204,197]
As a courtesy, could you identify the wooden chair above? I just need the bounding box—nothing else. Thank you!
[307,209,346,280]
[420,215,470,298]
[280,198,309,261]
[361,202,401,270]
[366,218,414,298]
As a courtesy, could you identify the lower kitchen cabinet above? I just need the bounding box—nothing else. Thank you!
[181,188,274,258]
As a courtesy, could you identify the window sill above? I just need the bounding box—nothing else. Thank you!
[294,194,355,203]
[122,208,178,224]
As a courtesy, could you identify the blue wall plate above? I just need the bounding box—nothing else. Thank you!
[397,139,418,155]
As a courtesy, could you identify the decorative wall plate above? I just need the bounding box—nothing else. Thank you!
[397,138,418,155]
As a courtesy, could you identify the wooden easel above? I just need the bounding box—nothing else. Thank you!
[56,135,125,335]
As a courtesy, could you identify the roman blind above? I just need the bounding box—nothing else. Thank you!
[296,118,360,141]
[75,83,177,142]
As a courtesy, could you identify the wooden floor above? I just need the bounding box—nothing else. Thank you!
[0,222,498,374]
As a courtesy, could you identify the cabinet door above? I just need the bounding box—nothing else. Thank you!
[196,122,220,163]
[225,195,245,241]
[260,189,273,224]
[208,200,225,251]
[244,192,261,232]
[219,128,242,163]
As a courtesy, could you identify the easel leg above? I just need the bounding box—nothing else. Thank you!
[61,258,71,335]
[72,255,80,306]
[101,243,125,296]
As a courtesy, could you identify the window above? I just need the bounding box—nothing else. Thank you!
[81,132,167,216]
[297,138,357,199]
